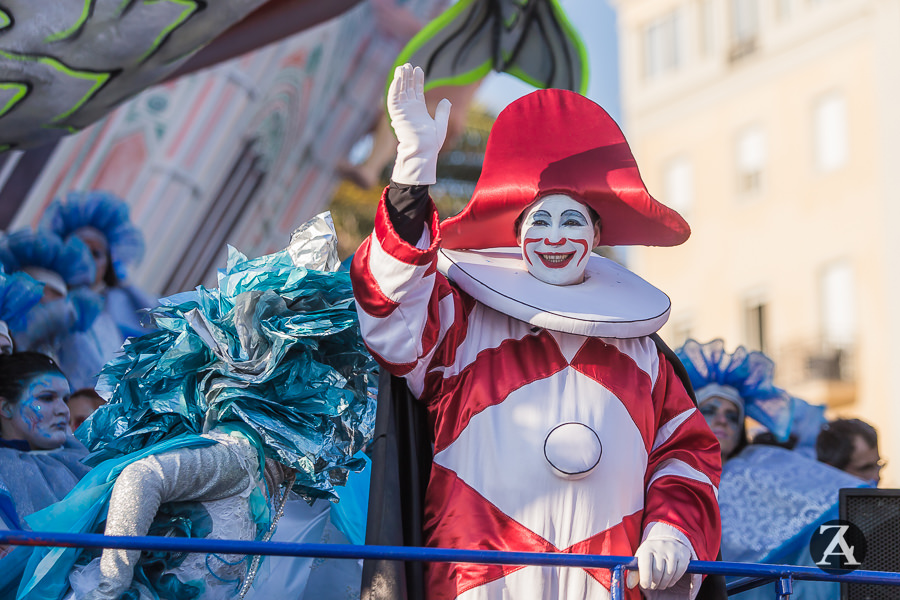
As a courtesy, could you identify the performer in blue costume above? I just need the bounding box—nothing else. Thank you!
[39,191,158,390]
[0,231,102,366]
[676,339,865,600]
[0,353,89,559]
[0,213,377,600]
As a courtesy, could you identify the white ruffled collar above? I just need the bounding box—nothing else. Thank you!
[437,247,671,338]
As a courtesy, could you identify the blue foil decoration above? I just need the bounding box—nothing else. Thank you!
[80,235,377,502]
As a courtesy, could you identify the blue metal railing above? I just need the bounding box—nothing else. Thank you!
[3,530,900,598]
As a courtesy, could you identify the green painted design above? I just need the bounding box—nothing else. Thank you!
[546,0,589,94]
[0,83,28,118]
[44,0,93,42]
[0,8,11,30]
[424,59,492,92]
[0,51,110,123]
[503,0,528,29]
[505,64,545,89]
[116,0,133,16]
[139,0,200,62]
[0,145,10,152]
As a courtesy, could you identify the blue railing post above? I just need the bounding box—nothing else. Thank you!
[776,575,793,599]
[610,564,626,600]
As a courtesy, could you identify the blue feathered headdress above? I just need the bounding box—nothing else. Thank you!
[676,338,794,442]
[39,190,145,281]
[0,229,96,289]
[0,270,44,330]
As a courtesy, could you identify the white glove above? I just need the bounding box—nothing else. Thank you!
[627,535,692,592]
[388,63,451,185]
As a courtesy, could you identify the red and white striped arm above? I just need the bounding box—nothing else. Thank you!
[643,353,723,567]
[350,188,469,397]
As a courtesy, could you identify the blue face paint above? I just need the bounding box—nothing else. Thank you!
[5,373,71,450]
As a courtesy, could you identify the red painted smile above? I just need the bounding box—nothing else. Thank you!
[536,251,575,268]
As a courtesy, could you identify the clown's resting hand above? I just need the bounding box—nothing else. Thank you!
[388,63,451,185]
[627,533,692,593]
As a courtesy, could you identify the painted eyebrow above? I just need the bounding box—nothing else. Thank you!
[561,210,589,223]
[529,210,552,220]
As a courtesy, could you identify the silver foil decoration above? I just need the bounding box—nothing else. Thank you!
[287,212,340,272]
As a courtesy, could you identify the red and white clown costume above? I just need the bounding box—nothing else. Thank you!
[351,65,721,600]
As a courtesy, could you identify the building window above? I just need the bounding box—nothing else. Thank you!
[643,9,684,80]
[802,260,857,381]
[820,260,856,349]
[735,125,766,195]
[729,0,759,60]
[813,92,848,172]
[776,0,793,20]
[743,297,768,354]
[663,156,693,215]
[698,0,715,56]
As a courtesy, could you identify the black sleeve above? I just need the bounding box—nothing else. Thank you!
[386,181,431,246]
[650,333,697,405]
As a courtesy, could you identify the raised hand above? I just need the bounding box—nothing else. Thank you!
[388,63,452,185]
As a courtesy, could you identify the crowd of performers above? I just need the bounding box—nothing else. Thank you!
[0,66,884,600]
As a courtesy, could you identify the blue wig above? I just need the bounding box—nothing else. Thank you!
[39,190,145,282]
[0,229,96,288]
[0,270,44,330]
[676,338,794,442]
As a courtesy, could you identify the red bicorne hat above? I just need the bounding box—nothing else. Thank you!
[440,89,690,249]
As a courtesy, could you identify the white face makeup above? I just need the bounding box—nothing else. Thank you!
[518,194,599,286]
[1,373,71,450]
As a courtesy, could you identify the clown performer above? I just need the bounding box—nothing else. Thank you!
[351,64,722,599]
[0,353,89,560]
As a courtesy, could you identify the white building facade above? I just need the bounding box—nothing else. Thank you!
[614,0,900,483]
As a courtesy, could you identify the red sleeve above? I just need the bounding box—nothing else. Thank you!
[350,187,471,399]
[643,353,722,562]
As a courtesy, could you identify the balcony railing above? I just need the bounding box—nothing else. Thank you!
[774,339,855,385]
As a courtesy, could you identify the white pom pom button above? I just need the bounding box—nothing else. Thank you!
[543,422,602,480]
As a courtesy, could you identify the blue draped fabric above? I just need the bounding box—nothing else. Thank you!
[720,445,867,599]
[0,435,217,600]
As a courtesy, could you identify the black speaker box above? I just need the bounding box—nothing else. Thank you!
[839,488,900,600]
